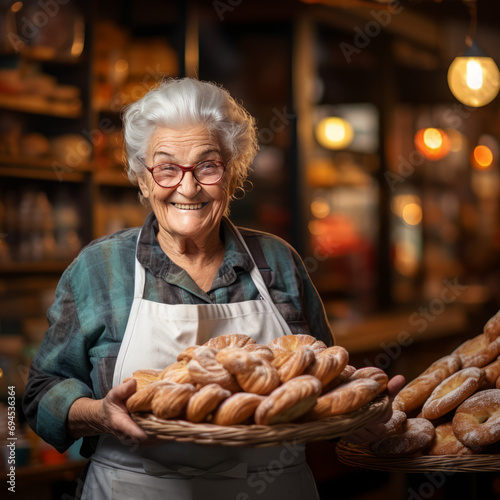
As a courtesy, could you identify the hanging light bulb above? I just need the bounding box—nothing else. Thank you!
[448,41,500,107]
[447,1,500,107]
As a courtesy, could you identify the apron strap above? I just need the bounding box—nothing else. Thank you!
[242,233,273,288]
[225,220,293,337]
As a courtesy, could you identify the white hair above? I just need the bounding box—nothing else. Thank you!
[122,78,258,203]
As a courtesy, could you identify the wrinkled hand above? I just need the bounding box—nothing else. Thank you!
[99,379,151,444]
[341,374,405,445]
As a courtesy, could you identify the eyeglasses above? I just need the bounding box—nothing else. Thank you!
[138,158,226,188]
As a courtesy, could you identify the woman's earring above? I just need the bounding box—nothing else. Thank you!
[233,180,254,200]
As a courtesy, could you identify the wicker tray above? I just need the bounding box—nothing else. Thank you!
[336,440,500,472]
[131,394,389,447]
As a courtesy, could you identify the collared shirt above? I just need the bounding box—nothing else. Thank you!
[22,212,334,453]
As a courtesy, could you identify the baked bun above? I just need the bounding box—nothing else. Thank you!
[185,383,232,423]
[267,334,327,355]
[241,343,274,361]
[452,333,500,368]
[480,356,500,389]
[254,375,322,425]
[177,346,200,363]
[305,346,349,388]
[304,378,381,421]
[186,346,240,393]
[452,388,500,448]
[272,346,316,383]
[421,367,485,420]
[126,380,178,413]
[349,367,389,395]
[215,349,280,395]
[151,382,197,419]
[370,418,435,457]
[204,334,256,350]
[322,364,356,394]
[392,355,461,414]
[426,422,482,456]
[380,409,407,435]
[123,369,162,392]
[497,377,500,389]
[160,360,195,385]
[212,393,266,426]
[484,309,500,342]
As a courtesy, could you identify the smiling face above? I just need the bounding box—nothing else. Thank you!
[138,125,230,247]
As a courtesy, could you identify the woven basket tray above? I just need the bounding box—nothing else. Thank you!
[131,394,389,447]
[336,440,500,472]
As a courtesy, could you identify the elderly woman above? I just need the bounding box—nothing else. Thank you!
[23,78,402,499]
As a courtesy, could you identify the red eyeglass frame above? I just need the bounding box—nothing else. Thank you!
[137,157,226,188]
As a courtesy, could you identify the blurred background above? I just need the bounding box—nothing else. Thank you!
[0,0,500,498]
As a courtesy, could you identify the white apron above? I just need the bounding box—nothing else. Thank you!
[81,222,320,500]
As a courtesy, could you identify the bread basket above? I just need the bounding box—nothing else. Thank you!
[131,394,389,447]
[335,440,500,472]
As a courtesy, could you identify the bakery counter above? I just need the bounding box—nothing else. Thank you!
[330,304,469,355]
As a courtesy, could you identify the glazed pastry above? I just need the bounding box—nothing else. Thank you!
[126,380,177,413]
[426,422,482,456]
[267,334,327,355]
[370,418,435,457]
[452,333,500,368]
[254,375,322,425]
[421,367,485,420]
[216,349,280,395]
[151,382,197,420]
[305,346,349,388]
[484,309,500,342]
[177,346,200,363]
[204,334,256,350]
[212,393,266,426]
[187,346,240,393]
[123,368,162,392]
[160,359,195,384]
[479,356,500,389]
[452,388,500,448]
[272,346,316,383]
[322,365,356,394]
[348,367,389,395]
[185,383,232,423]
[392,355,461,414]
[305,378,380,421]
[241,343,275,362]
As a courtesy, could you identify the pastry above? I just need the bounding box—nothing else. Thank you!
[421,367,485,420]
[254,375,322,425]
[452,388,500,448]
[212,393,266,426]
[186,346,240,393]
[304,345,349,388]
[370,418,435,457]
[151,382,197,419]
[215,348,280,395]
[185,383,232,423]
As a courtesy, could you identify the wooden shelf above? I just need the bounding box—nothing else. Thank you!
[93,169,133,187]
[0,156,92,183]
[0,94,82,119]
[0,260,72,275]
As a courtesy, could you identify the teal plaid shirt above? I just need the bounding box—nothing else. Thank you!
[22,212,334,453]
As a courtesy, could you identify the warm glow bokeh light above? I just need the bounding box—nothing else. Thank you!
[316,117,354,150]
[310,198,330,219]
[414,128,451,160]
[472,145,493,170]
[402,203,423,225]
